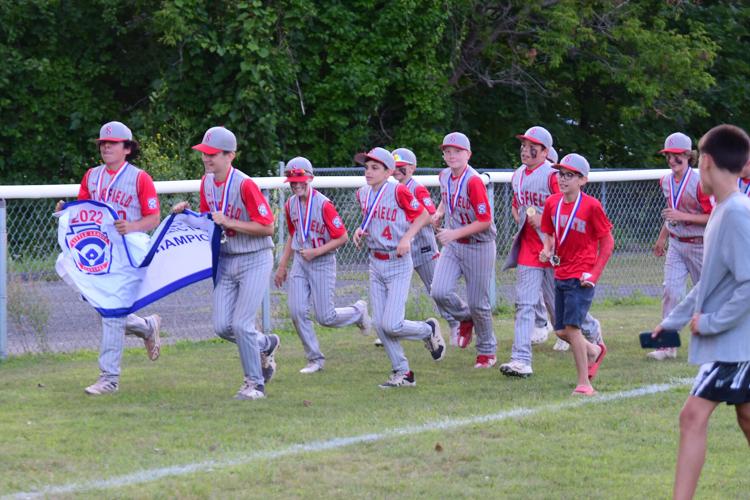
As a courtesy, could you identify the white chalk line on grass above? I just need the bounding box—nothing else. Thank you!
[5,379,691,499]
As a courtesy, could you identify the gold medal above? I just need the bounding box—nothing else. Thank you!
[550,255,560,266]
[220,230,228,244]
[525,206,537,216]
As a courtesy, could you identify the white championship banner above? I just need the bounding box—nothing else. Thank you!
[55,200,219,317]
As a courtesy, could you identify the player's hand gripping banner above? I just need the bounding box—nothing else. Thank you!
[55,200,219,317]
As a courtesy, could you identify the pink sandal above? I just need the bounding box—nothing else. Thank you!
[572,384,597,396]
[588,342,607,380]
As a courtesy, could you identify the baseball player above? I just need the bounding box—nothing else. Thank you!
[55,121,162,395]
[353,147,445,389]
[274,157,371,374]
[173,126,279,401]
[540,153,613,395]
[652,132,712,360]
[391,148,460,345]
[430,132,498,368]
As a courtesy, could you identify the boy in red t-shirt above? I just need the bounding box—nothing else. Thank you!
[540,154,614,395]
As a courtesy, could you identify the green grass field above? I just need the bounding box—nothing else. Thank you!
[1,302,747,499]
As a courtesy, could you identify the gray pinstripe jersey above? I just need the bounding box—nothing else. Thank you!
[438,166,497,242]
[286,189,342,251]
[660,170,708,238]
[203,170,274,254]
[85,163,156,221]
[405,179,438,267]
[356,183,420,252]
[511,160,557,230]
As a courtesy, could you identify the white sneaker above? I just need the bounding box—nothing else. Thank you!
[553,338,570,351]
[261,334,280,383]
[299,362,323,374]
[449,324,459,346]
[531,324,550,345]
[378,370,416,389]
[647,348,677,361]
[354,300,372,335]
[424,318,446,361]
[499,359,533,378]
[84,377,119,395]
[144,314,162,361]
[234,378,266,400]
[373,337,383,347]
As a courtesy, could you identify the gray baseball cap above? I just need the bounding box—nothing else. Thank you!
[392,148,417,167]
[441,132,471,152]
[354,147,395,170]
[516,126,553,149]
[192,126,237,154]
[660,132,692,154]
[284,156,314,182]
[554,153,590,176]
[97,121,132,142]
[547,146,559,164]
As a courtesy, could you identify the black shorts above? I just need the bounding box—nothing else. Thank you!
[691,361,750,405]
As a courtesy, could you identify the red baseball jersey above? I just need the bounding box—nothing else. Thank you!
[540,192,613,280]
[78,162,159,221]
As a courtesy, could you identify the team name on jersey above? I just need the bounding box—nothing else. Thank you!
[363,205,399,222]
[516,191,548,208]
[92,188,134,208]
[557,214,587,234]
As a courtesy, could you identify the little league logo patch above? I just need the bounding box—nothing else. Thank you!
[65,225,113,275]
[258,204,269,217]
[332,216,343,228]
[477,203,487,215]
[410,199,420,210]
[423,198,433,207]
[147,197,157,210]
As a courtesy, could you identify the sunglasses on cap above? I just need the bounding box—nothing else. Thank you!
[285,168,309,177]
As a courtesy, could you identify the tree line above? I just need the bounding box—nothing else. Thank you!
[1,0,747,184]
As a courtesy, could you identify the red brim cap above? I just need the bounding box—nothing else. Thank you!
[659,148,690,154]
[515,134,545,146]
[95,138,128,142]
[553,163,584,175]
[354,152,391,167]
[440,144,470,151]
[284,175,310,183]
[395,161,412,167]
[192,143,222,154]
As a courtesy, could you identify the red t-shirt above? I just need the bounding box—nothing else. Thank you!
[540,192,613,280]
[285,199,346,239]
[78,167,159,218]
[512,169,559,267]
[199,178,274,225]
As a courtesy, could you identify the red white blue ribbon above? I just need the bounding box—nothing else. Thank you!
[210,166,235,215]
[669,168,691,209]
[296,187,315,243]
[360,184,387,231]
[95,162,129,203]
[554,191,582,250]
[405,178,415,192]
[739,178,750,196]
[447,167,469,215]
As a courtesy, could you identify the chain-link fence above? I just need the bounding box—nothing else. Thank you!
[2,169,667,356]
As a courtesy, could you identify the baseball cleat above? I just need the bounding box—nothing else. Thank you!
[299,362,323,374]
[261,334,280,383]
[84,377,119,395]
[373,337,383,347]
[457,319,474,348]
[354,300,372,335]
[499,359,533,378]
[553,338,570,351]
[144,314,162,361]
[424,318,446,361]
[378,370,416,389]
[474,354,496,369]
[647,347,677,361]
[530,323,550,345]
[234,378,266,400]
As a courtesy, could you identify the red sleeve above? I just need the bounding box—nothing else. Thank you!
[322,201,346,238]
[284,199,295,235]
[540,195,556,235]
[511,171,518,208]
[548,171,560,194]
[136,171,160,216]
[78,169,93,200]
[395,184,424,222]
[240,178,274,225]
[696,184,713,214]
[199,177,209,213]
[589,198,614,239]
[466,176,491,222]
[414,185,436,214]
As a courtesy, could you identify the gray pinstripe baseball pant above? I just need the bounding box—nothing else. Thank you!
[414,257,459,329]
[370,254,432,374]
[288,253,362,365]
[98,314,156,381]
[663,238,703,318]
[431,241,497,355]
[213,249,275,386]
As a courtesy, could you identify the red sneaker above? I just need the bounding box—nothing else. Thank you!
[474,354,496,369]
[458,319,474,349]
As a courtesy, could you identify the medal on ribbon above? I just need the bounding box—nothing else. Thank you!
[668,169,691,227]
[447,168,469,216]
[739,178,750,196]
[296,187,315,245]
[211,167,236,244]
[552,192,582,267]
[360,184,386,232]
[95,162,129,204]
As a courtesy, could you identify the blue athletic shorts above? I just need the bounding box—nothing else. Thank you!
[554,278,595,331]
[691,361,750,405]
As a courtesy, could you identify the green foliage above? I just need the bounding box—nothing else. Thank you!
[0,0,747,184]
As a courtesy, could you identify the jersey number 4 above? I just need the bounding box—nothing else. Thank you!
[381,226,393,240]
